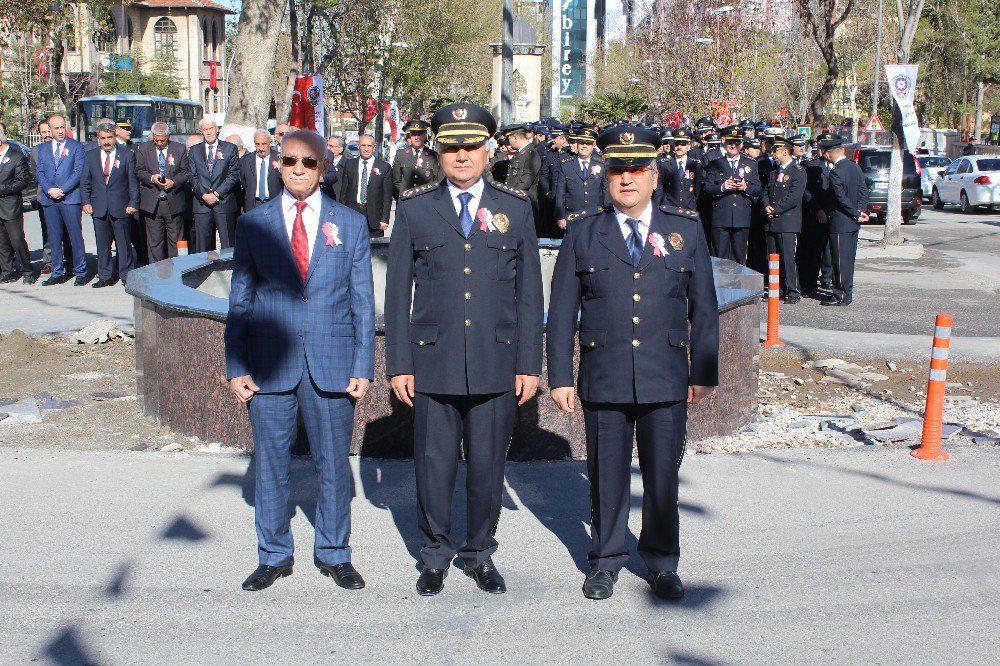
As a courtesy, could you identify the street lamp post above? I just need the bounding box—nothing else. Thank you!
[500,0,514,125]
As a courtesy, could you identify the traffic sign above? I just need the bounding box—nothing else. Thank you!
[864,112,886,133]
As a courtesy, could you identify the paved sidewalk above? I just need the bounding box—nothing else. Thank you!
[3,445,997,664]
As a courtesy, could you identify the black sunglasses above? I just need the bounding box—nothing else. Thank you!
[281,155,320,169]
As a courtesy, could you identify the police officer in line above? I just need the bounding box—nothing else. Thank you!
[799,134,835,295]
[701,131,724,163]
[820,134,869,306]
[552,125,607,231]
[547,125,719,601]
[744,136,771,274]
[391,119,440,199]
[538,124,575,237]
[701,130,762,264]
[791,135,808,165]
[384,103,544,597]
[658,129,702,212]
[499,123,543,221]
[763,137,807,303]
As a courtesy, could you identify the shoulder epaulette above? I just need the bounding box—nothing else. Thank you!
[489,181,528,200]
[659,204,700,221]
[560,156,575,164]
[401,182,439,199]
[794,162,805,170]
[566,208,602,223]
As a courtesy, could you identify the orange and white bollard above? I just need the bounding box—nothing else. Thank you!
[762,253,784,348]
[177,240,189,256]
[912,313,953,461]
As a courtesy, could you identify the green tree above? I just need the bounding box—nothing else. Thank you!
[577,91,648,124]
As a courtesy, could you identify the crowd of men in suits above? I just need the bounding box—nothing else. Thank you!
[485,117,869,307]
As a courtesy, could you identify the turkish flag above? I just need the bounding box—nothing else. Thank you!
[208,61,217,91]
[289,74,325,132]
[363,97,379,124]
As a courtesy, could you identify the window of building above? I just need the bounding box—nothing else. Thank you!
[95,11,117,52]
[66,7,79,53]
[153,17,178,58]
[211,22,219,61]
[126,15,134,49]
[202,21,209,60]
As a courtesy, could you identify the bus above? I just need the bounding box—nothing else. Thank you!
[74,94,203,143]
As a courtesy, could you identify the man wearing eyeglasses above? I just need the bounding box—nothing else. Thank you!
[226,130,376,593]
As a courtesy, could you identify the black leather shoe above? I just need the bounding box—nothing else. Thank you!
[74,275,91,287]
[22,273,37,285]
[242,563,293,591]
[819,280,833,290]
[464,557,506,594]
[0,272,18,283]
[841,295,852,306]
[320,562,366,590]
[582,570,618,600]
[819,295,843,306]
[41,275,68,286]
[784,293,801,304]
[92,278,117,288]
[416,567,448,596]
[646,570,684,600]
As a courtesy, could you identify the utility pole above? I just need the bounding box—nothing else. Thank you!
[871,0,884,145]
[501,0,515,125]
[974,81,984,144]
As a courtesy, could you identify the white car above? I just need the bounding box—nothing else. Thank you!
[931,155,1000,213]
[917,155,951,199]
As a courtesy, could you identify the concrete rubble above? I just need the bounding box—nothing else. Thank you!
[70,320,134,345]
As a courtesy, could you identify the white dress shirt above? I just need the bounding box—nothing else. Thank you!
[0,144,9,163]
[281,188,321,251]
[357,156,375,204]
[614,202,652,246]
[205,142,219,162]
[676,157,686,173]
[447,177,485,217]
[100,148,117,181]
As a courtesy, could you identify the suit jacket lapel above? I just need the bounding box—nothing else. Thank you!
[431,182,464,237]
[269,198,299,280]
[304,197,334,286]
[598,211,634,266]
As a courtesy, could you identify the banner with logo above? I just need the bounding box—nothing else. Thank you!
[884,65,919,151]
[289,74,325,134]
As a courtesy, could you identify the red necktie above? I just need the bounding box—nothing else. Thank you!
[103,151,112,185]
[291,201,310,281]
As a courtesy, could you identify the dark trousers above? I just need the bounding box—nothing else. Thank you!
[711,227,750,265]
[247,370,355,567]
[143,208,184,262]
[43,203,87,278]
[93,214,135,283]
[193,209,237,252]
[0,215,32,275]
[829,231,858,301]
[766,231,800,297]
[582,399,687,573]
[130,215,148,266]
[797,219,833,293]
[412,390,516,570]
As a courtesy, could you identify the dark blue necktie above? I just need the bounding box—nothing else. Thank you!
[158,149,167,178]
[258,157,267,200]
[458,192,473,238]
[625,217,643,266]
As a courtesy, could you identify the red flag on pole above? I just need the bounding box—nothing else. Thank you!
[208,61,218,90]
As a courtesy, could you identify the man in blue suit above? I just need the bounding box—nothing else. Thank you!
[225,130,375,593]
[34,114,88,286]
[81,122,139,287]
[547,126,719,602]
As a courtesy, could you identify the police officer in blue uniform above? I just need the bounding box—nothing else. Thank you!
[553,125,607,230]
[701,130,762,264]
[799,134,835,295]
[658,128,702,211]
[384,103,544,597]
[547,126,720,601]
[763,138,807,303]
[820,134,869,306]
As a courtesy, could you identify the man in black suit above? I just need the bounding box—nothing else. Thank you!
[239,130,282,212]
[320,135,348,201]
[547,125,719,601]
[134,122,189,262]
[820,135,869,306]
[81,122,139,287]
[384,103,543,597]
[799,137,835,295]
[185,117,240,252]
[0,131,35,284]
[701,131,762,264]
[340,135,393,237]
[658,129,701,211]
[763,138,807,303]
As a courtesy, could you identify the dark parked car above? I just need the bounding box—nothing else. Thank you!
[6,139,39,213]
[853,147,922,224]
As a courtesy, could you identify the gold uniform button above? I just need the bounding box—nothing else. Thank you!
[589,341,596,347]
[680,341,686,347]
[506,339,512,344]
[465,319,472,327]
[679,267,686,273]
[463,267,472,275]
[589,267,596,273]
[633,293,641,301]
[464,292,472,300]
[632,339,641,347]
[424,244,431,250]
[632,316,640,324]
[633,272,641,280]
[464,243,472,251]
[418,341,426,347]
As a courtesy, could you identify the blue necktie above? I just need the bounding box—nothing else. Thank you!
[158,150,167,178]
[625,217,643,266]
[54,143,64,166]
[258,157,267,200]
[458,191,473,238]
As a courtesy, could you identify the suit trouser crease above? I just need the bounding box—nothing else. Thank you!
[143,208,183,262]
[829,230,857,300]
[44,203,87,277]
[0,217,32,274]
[766,231,800,296]
[711,227,749,265]
[248,370,355,567]
[583,400,686,573]
[93,214,135,282]
[413,391,514,570]
[194,210,237,252]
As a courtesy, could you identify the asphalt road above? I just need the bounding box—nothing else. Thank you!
[2,445,996,664]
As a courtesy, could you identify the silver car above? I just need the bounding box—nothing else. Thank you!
[917,155,951,199]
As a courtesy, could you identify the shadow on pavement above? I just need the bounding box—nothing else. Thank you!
[45,626,98,666]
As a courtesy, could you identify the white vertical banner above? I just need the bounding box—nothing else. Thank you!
[884,65,919,151]
[311,74,325,136]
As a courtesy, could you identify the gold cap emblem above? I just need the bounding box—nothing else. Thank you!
[452,108,468,120]
[621,132,635,145]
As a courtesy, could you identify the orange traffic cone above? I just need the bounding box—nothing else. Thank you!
[762,253,784,348]
[912,314,953,461]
